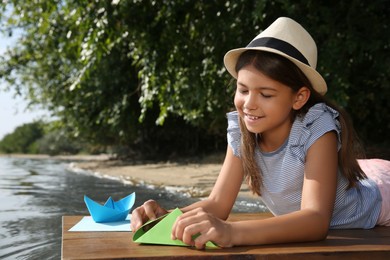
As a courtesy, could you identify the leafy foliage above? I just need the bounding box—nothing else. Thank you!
[36,129,83,156]
[0,1,389,157]
[0,121,45,154]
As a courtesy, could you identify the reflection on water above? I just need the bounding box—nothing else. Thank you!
[0,157,266,259]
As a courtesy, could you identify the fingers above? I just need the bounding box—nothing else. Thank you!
[143,199,159,220]
[193,226,217,249]
[171,208,230,249]
[130,206,145,231]
[182,220,211,249]
[172,208,205,240]
[130,200,167,231]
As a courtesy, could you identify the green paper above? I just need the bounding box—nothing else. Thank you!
[132,208,218,248]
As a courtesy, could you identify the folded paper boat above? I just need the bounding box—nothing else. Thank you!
[84,193,135,223]
[133,208,217,248]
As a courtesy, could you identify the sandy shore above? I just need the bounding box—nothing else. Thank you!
[2,153,256,199]
[73,158,256,199]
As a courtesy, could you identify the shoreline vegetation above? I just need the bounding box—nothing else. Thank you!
[2,145,389,200]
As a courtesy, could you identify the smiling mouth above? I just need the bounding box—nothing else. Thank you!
[245,113,262,120]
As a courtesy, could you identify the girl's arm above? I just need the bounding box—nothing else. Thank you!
[180,145,245,220]
[131,145,243,230]
[230,131,338,245]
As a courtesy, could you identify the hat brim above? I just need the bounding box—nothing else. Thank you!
[224,47,327,95]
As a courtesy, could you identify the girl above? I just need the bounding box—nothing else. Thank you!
[131,17,390,249]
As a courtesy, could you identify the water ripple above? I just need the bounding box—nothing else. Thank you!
[0,157,265,259]
[0,157,199,259]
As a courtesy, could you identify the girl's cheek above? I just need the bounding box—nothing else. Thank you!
[234,94,243,110]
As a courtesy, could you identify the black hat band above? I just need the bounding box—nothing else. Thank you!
[247,37,309,66]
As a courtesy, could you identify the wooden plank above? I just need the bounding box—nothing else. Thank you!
[62,213,390,259]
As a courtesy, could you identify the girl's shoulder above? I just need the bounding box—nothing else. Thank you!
[301,103,340,128]
[227,111,240,128]
[226,111,241,157]
[290,103,342,154]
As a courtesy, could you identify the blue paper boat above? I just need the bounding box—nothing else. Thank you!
[84,193,136,223]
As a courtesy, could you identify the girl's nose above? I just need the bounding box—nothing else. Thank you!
[244,93,257,110]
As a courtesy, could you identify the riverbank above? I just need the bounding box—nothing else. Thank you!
[71,155,256,199]
[4,145,389,200]
[0,153,112,161]
[1,153,257,199]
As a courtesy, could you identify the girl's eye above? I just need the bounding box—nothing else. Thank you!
[261,93,272,98]
[238,88,248,94]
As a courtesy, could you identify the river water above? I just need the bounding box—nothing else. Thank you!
[0,157,266,259]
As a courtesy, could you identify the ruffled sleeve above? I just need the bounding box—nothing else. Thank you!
[289,103,341,162]
[226,111,241,157]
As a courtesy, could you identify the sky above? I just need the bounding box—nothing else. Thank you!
[0,33,51,140]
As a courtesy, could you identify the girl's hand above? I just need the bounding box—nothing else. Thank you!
[171,207,234,249]
[130,200,168,231]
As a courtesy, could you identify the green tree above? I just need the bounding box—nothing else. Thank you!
[0,1,389,158]
[0,121,45,154]
[287,0,390,144]
[37,129,82,155]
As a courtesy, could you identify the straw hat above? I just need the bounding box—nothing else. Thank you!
[224,17,327,95]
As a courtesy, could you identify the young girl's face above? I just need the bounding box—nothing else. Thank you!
[234,64,299,142]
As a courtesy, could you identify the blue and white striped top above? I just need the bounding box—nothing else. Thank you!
[227,103,382,229]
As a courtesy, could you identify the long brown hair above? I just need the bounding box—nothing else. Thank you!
[235,50,366,196]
